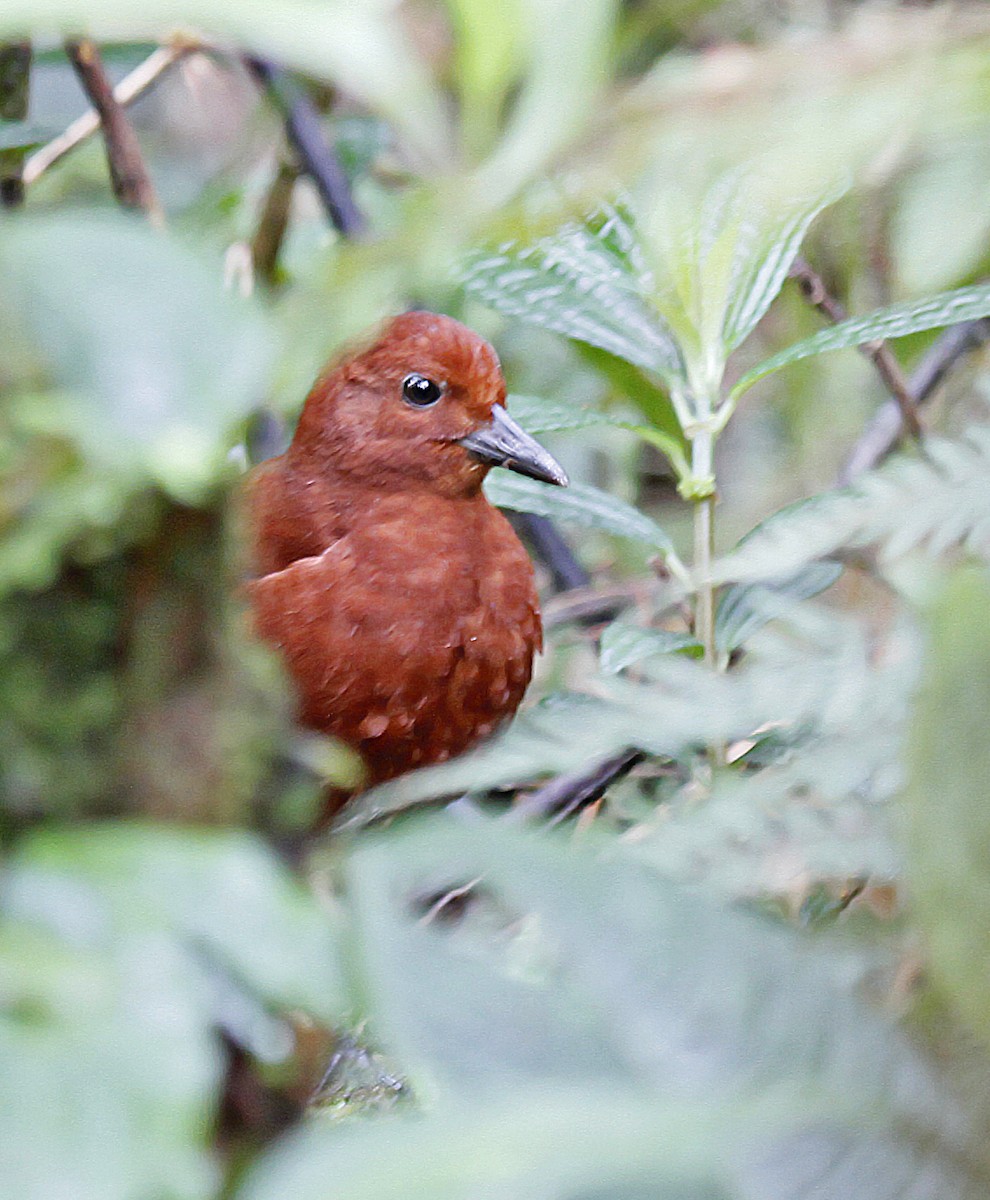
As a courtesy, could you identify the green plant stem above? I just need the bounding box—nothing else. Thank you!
[689,429,716,668]
[691,427,725,768]
[693,493,715,667]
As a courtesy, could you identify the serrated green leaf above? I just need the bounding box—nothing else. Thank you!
[242,819,971,1200]
[720,182,846,351]
[340,606,899,827]
[709,431,990,585]
[507,392,689,477]
[507,393,622,434]
[639,165,844,381]
[715,561,843,652]
[463,211,684,382]
[903,566,990,1046]
[600,619,701,674]
[731,281,990,403]
[485,472,677,557]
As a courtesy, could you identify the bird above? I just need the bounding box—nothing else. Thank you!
[244,311,568,801]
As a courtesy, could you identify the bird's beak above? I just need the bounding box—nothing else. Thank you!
[458,406,569,487]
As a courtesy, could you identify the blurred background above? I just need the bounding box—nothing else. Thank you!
[4,2,990,1198]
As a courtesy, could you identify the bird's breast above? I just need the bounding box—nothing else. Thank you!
[247,494,542,785]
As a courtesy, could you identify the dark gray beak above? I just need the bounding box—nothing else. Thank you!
[458,406,569,487]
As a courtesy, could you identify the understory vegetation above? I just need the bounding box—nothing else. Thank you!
[5,3,990,1198]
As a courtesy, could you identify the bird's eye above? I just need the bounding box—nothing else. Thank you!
[402,373,443,407]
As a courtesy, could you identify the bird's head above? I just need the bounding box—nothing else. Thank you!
[291,311,568,498]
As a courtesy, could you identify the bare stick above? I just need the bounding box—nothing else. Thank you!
[789,256,922,440]
[246,56,364,238]
[250,159,300,286]
[838,317,990,485]
[25,44,188,187]
[509,749,645,823]
[507,512,590,592]
[0,42,31,206]
[65,38,164,226]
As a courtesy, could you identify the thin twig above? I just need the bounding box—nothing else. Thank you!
[789,255,922,440]
[509,749,645,823]
[508,512,590,593]
[246,56,364,238]
[837,318,990,485]
[542,583,643,630]
[25,43,189,187]
[251,159,300,286]
[65,38,164,226]
[0,42,32,207]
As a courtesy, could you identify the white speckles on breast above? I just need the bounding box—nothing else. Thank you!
[358,711,390,738]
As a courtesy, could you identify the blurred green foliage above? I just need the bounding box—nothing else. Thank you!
[4,2,990,1198]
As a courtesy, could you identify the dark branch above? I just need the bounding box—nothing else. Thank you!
[0,42,32,207]
[837,317,990,485]
[789,255,922,440]
[542,583,641,631]
[508,512,590,592]
[246,56,364,239]
[510,748,645,824]
[65,38,163,225]
[26,43,187,187]
[250,159,300,286]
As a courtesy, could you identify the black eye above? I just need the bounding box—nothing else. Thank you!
[402,373,443,407]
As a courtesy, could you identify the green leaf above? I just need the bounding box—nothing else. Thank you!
[902,566,990,1045]
[715,561,843,652]
[484,472,677,558]
[709,431,990,586]
[731,281,990,403]
[341,606,905,827]
[638,165,845,378]
[463,208,684,382]
[0,826,350,1199]
[238,820,970,1200]
[4,824,349,1025]
[446,0,525,159]
[507,392,623,434]
[507,392,689,477]
[599,619,701,674]
[576,343,687,454]
[0,921,220,1200]
[0,211,273,503]
[242,1089,792,1200]
[470,0,620,207]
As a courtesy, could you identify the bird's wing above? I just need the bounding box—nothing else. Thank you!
[243,457,349,576]
[245,536,457,741]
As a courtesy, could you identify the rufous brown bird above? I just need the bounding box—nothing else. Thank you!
[245,311,568,799]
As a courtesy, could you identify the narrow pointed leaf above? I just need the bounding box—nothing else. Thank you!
[715,561,843,652]
[721,184,846,351]
[484,473,676,557]
[463,214,684,381]
[709,431,990,585]
[600,620,701,674]
[507,393,689,476]
[731,282,990,402]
